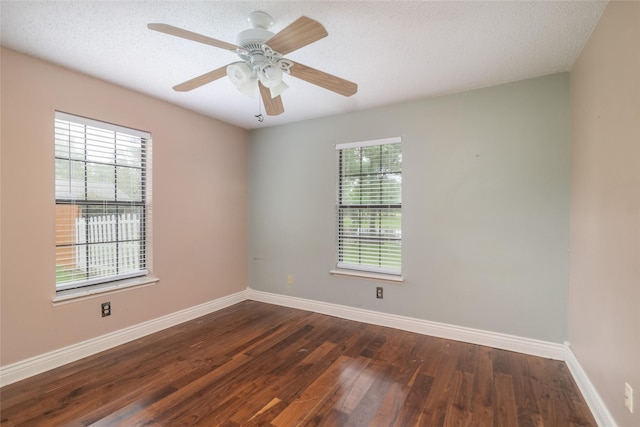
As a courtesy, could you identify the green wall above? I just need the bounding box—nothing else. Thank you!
[248,73,569,343]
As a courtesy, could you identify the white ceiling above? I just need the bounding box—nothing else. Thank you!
[1,1,607,130]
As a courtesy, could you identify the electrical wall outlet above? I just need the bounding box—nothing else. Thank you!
[287,274,293,285]
[624,382,633,413]
[376,287,383,299]
[101,302,111,317]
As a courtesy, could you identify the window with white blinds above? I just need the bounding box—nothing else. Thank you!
[336,137,402,275]
[54,112,150,291]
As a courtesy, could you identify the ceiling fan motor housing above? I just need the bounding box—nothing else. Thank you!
[237,10,283,71]
[236,26,291,80]
[236,28,274,52]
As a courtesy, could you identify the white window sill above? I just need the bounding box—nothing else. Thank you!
[329,269,404,283]
[52,276,159,306]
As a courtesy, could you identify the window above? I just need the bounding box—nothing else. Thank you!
[336,137,402,275]
[55,112,150,292]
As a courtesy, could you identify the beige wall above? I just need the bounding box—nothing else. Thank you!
[569,2,640,426]
[0,48,248,366]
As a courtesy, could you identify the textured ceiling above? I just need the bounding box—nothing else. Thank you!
[1,1,607,130]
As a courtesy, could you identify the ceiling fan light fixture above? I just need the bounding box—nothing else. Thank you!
[269,80,289,98]
[238,79,258,98]
[227,62,258,97]
[227,62,251,85]
[258,63,283,88]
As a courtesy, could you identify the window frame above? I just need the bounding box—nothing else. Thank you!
[54,111,151,294]
[334,136,403,278]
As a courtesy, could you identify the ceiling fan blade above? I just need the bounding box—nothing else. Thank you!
[148,23,238,51]
[265,16,328,55]
[289,61,358,97]
[172,66,229,92]
[259,82,285,116]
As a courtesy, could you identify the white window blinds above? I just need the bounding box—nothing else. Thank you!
[54,112,150,291]
[336,137,402,275]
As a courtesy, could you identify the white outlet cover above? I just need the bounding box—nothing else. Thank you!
[625,382,634,413]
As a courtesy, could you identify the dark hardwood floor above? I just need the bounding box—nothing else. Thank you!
[0,300,596,426]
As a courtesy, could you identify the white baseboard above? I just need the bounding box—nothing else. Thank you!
[245,288,566,360]
[565,345,618,427]
[0,286,615,427]
[0,290,247,387]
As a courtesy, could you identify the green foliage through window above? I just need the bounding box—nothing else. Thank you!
[336,138,402,274]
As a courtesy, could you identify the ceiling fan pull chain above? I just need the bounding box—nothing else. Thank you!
[255,96,264,122]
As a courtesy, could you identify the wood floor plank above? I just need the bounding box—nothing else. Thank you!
[509,350,545,426]
[343,362,395,426]
[117,351,252,426]
[83,384,177,427]
[469,346,495,425]
[308,408,349,427]
[0,301,597,427]
[160,322,323,425]
[417,341,461,425]
[270,355,371,426]
[224,341,340,423]
[391,372,434,426]
[495,372,519,427]
[324,358,377,415]
[295,355,377,424]
[442,370,475,426]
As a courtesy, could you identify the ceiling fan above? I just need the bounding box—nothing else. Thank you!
[148,11,358,117]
